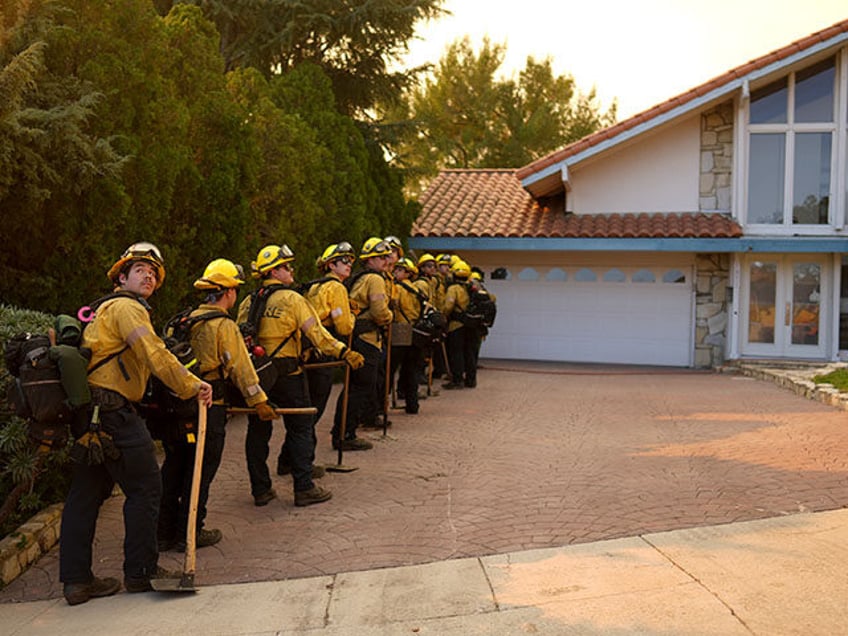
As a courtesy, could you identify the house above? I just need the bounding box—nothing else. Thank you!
[409,18,848,368]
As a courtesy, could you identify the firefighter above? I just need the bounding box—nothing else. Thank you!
[238,245,364,507]
[157,259,276,553]
[60,242,213,605]
[332,237,393,448]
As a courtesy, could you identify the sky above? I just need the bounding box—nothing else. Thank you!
[401,1,848,120]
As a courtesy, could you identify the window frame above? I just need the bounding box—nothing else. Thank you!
[741,51,847,233]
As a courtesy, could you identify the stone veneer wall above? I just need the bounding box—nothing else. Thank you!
[699,101,734,212]
[695,254,730,368]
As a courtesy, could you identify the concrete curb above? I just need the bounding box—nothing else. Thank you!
[734,361,848,411]
[0,503,62,588]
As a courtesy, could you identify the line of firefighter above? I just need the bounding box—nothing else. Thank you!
[59,238,493,606]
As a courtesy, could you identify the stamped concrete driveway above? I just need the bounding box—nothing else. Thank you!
[3,360,848,603]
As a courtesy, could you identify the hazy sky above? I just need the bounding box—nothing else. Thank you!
[402,1,847,120]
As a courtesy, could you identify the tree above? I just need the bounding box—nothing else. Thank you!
[160,0,445,115]
[385,37,618,193]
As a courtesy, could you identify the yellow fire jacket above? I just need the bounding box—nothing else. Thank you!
[84,295,200,403]
[237,282,346,371]
[349,270,393,349]
[189,304,266,407]
[443,282,470,333]
[303,273,355,338]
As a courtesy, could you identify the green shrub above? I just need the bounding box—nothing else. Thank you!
[0,304,74,539]
[812,369,848,391]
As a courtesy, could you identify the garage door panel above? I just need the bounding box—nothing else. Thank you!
[481,264,692,367]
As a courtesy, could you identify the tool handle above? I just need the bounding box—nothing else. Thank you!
[226,406,317,415]
[302,360,347,370]
[185,399,206,577]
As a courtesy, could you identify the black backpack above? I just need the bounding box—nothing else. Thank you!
[236,285,297,395]
[3,292,145,448]
[397,281,446,348]
[141,308,227,434]
[462,283,497,330]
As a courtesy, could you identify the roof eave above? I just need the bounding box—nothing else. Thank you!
[520,32,848,196]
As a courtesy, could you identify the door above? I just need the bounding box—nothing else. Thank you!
[741,255,828,358]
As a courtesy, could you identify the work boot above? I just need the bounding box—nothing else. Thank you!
[254,488,277,507]
[124,566,179,593]
[63,576,121,606]
[278,462,326,479]
[441,382,464,390]
[332,437,373,451]
[294,485,333,507]
[175,528,223,552]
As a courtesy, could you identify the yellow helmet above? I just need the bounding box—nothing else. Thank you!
[317,241,355,270]
[470,271,482,281]
[417,253,436,267]
[436,253,452,265]
[449,254,461,266]
[450,259,471,279]
[194,258,245,290]
[107,241,166,289]
[384,235,403,257]
[251,244,294,277]
[360,237,392,260]
[394,257,418,276]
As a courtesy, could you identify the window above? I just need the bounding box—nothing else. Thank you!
[518,267,539,281]
[662,269,686,284]
[574,268,597,282]
[633,269,657,283]
[747,58,835,227]
[545,268,567,281]
[602,268,626,282]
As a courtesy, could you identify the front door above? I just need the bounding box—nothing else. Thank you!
[741,255,828,358]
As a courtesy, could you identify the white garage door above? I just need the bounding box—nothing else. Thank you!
[480,263,693,367]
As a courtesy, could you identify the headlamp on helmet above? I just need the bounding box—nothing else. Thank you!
[252,244,295,276]
[107,241,166,289]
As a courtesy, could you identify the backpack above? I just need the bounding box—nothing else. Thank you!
[396,281,445,349]
[236,285,297,395]
[3,292,145,448]
[462,283,497,330]
[141,308,226,436]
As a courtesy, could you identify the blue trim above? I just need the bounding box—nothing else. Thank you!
[409,236,848,253]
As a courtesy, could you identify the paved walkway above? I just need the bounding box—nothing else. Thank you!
[3,360,848,633]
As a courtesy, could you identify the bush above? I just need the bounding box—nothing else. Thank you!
[0,305,74,539]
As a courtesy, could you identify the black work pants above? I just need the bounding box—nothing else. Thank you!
[306,365,333,425]
[332,338,380,442]
[246,371,315,495]
[446,327,477,386]
[158,404,227,543]
[393,344,424,413]
[60,407,161,584]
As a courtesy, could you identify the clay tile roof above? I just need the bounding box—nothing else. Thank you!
[516,17,848,181]
[413,170,742,239]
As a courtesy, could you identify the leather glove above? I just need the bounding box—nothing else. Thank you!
[342,349,365,370]
[255,401,277,421]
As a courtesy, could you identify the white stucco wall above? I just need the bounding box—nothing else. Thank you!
[568,114,701,214]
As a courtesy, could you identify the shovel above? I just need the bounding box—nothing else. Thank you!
[151,400,207,593]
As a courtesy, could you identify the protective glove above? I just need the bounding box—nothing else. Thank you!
[255,400,277,421]
[342,349,365,370]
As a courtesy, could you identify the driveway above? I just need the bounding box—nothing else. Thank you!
[3,360,848,602]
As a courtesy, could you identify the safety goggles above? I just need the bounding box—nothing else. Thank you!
[278,262,294,272]
[332,256,354,266]
[123,242,164,265]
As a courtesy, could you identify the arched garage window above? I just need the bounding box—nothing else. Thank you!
[574,268,597,282]
[545,268,567,281]
[632,269,656,283]
[662,269,686,283]
[518,267,539,281]
[603,268,626,282]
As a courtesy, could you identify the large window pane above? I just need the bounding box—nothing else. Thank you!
[751,78,788,124]
[748,133,785,224]
[749,262,776,344]
[795,58,834,123]
[792,133,831,224]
